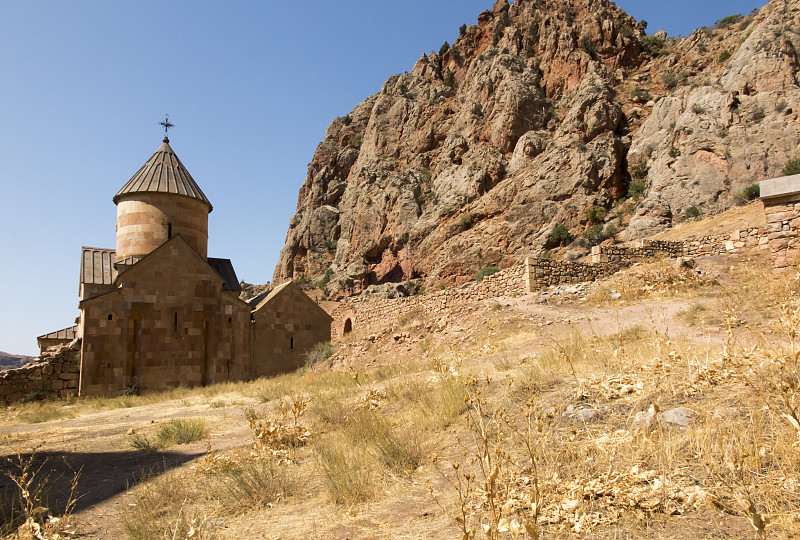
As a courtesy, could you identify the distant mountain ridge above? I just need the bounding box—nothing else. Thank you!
[0,351,36,370]
[274,0,800,298]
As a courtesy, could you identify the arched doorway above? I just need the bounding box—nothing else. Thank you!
[343,318,352,335]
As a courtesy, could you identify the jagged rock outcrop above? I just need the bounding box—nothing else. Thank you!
[624,1,800,237]
[274,0,800,298]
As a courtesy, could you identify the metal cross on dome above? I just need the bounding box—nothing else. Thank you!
[158,115,174,137]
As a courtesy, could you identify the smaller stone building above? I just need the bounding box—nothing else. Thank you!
[250,282,333,377]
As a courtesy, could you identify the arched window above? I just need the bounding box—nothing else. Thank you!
[343,318,353,335]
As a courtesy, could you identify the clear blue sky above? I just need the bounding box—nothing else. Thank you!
[0,0,766,355]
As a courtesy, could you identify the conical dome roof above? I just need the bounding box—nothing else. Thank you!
[113,138,213,211]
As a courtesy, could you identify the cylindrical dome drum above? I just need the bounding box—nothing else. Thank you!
[113,137,212,259]
[115,192,209,259]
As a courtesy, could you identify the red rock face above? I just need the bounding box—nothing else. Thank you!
[274,0,800,299]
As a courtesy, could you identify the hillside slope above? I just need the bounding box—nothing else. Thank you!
[274,0,800,298]
[0,351,35,370]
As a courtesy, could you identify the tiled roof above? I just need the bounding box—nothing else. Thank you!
[207,258,242,291]
[113,138,212,211]
[80,247,117,285]
[37,325,77,341]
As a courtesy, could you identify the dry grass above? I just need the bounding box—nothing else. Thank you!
[588,258,719,304]
[12,257,800,539]
[128,418,208,451]
[0,447,79,539]
[652,201,765,241]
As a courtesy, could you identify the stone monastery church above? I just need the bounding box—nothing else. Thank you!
[39,136,332,397]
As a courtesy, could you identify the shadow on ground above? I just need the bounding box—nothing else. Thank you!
[0,448,204,520]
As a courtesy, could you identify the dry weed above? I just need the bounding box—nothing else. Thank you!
[0,447,79,539]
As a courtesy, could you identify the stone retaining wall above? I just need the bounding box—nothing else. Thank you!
[524,258,620,289]
[0,341,81,404]
[331,264,525,337]
[592,240,684,263]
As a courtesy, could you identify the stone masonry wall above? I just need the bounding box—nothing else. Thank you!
[0,341,80,404]
[524,258,621,290]
[593,240,684,263]
[331,264,525,337]
[761,198,800,269]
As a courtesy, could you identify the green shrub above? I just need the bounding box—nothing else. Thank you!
[579,225,607,247]
[715,14,742,29]
[585,205,607,223]
[129,433,165,452]
[685,206,702,218]
[493,12,510,45]
[438,41,450,56]
[450,45,461,62]
[459,214,473,229]
[459,24,467,36]
[628,179,646,199]
[130,419,208,451]
[641,35,664,55]
[350,135,362,149]
[476,266,500,282]
[782,158,800,176]
[603,223,619,239]
[318,268,334,290]
[528,21,538,41]
[294,274,309,288]
[565,12,574,26]
[621,26,634,39]
[630,158,649,180]
[158,418,207,445]
[678,70,693,83]
[550,224,572,246]
[733,183,760,204]
[306,341,334,367]
[443,68,457,89]
[662,72,677,89]
[630,86,651,102]
[718,50,731,63]
[323,239,337,253]
[342,115,352,126]
[581,36,596,55]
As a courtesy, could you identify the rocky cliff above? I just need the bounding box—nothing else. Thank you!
[274,0,800,298]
